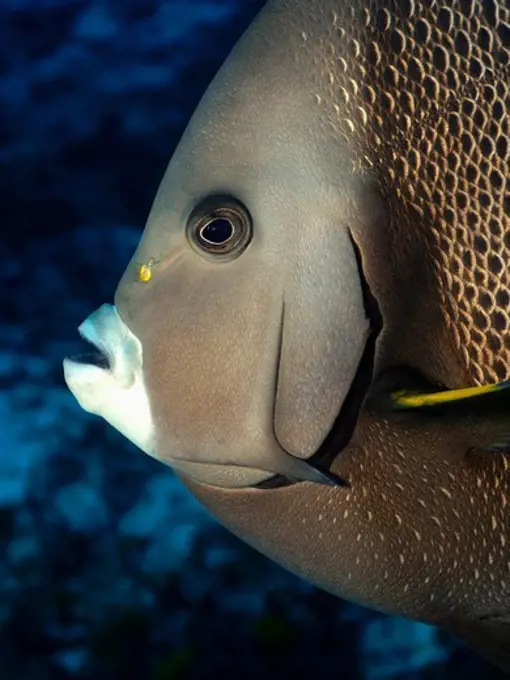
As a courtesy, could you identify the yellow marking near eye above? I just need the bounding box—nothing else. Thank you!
[136,257,157,283]
[391,382,507,409]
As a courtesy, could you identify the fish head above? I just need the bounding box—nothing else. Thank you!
[64,5,380,489]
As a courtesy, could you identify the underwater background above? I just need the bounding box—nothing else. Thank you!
[0,1,507,678]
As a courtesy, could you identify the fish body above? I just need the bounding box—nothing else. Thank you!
[64,0,510,671]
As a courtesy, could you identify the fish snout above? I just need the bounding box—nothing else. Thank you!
[63,304,155,456]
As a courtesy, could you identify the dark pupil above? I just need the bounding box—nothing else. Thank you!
[200,218,234,245]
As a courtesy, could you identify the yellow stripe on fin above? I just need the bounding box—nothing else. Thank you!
[391,381,510,409]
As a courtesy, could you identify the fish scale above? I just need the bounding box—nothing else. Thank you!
[320,0,509,385]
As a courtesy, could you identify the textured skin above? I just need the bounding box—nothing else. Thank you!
[315,0,510,385]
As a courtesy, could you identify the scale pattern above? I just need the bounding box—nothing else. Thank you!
[326,0,510,384]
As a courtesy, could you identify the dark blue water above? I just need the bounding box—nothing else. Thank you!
[0,1,505,678]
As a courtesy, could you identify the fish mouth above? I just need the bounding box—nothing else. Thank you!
[70,337,112,372]
[71,351,111,370]
[63,304,155,457]
[64,304,140,390]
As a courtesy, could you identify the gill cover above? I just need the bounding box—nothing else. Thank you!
[276,225,370,458]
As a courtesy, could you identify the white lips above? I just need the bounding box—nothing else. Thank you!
[63,304,156,457]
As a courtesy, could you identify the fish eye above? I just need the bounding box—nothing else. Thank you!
[199,217,234,246]
[186,195,252,261]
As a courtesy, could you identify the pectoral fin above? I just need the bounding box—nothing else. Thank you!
[383,378,510,455]
[390,380,510,410]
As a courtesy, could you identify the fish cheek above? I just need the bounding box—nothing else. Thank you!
[116,262,284,472]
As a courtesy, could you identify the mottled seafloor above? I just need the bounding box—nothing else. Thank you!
[0,1,506,679]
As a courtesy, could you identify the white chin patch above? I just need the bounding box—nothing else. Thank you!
[63,304,155,457]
